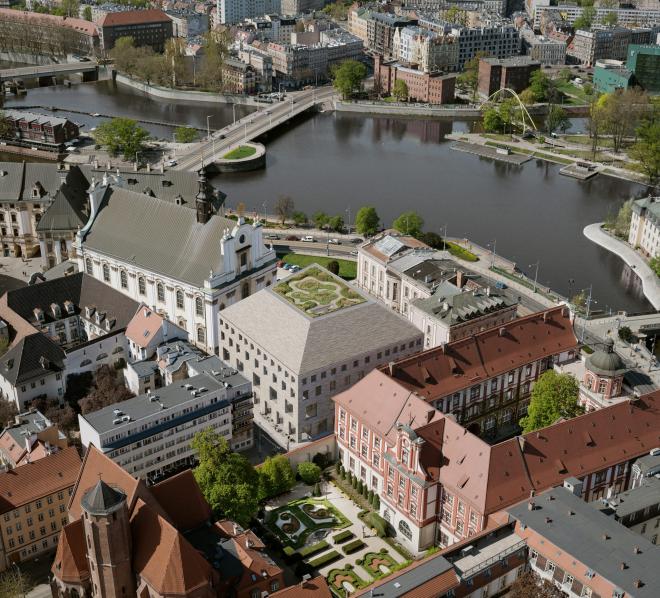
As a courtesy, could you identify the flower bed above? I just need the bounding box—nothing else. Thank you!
[362,550,397,575]
[301,503,334,520]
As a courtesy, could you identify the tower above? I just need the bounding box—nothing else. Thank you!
[196,169,214,224]
[81,480,135,597]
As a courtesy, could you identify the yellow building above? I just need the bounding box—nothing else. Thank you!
[0,447,81,570]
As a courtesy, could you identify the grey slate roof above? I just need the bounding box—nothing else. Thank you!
[36,185,87,233]
[601,477,660,519]
[0,333,65,386]
[1,410,62,446]
[81,187,238,287]
[220,277,422,374]
[413,285,513,325]
[0,162,88,203]
[508,487,660,598]
[81,480,126,515]
[6,272,138,330]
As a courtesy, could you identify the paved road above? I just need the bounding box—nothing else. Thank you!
[173,86,336,172]
[583,222,660,310]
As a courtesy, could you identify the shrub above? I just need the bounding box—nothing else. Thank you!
[297,462,322,485]
[298,540,329,558]
[352,476,358,489]
[357,480,364,495]
[368,489,374,503]
[365,512,390,538]
[335,461,342,474]
[308,550,341,568]
[283,546,296,557]
[372,494,380,510]
[362,485,368,498]
[332,529,355,544]
[313,451,333,469]
[312,482,321,497]
[340,465,346,479]
[327,260,340,275]
[342,539,366,554]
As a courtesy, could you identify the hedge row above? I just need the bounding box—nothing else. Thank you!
[332,529,355,544]
[308,550,341,568]
[342,539,366,555]
[299,540,330,558]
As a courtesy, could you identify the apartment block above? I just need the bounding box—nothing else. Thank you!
[629,196,660,258]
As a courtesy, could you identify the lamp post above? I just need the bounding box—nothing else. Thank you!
[488,239,496,268]
[442,223,448,250]
[232,103,236,125]
[346,206,352,234]
[529,260,540,292]
[207,115,215,161]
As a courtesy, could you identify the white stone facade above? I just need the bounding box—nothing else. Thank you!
[629,197,660,259]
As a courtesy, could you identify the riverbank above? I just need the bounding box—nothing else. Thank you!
[114,72,261,106]
[583,223,660,310]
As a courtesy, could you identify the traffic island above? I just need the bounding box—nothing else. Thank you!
[213,141,265,173]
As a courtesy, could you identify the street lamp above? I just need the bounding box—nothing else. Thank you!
[487,239,496,268]
[442,223,448,250]
[528,260,540,292]
[346,206,352,234]
[244,122,248,144]
[207,115,215,161]
[232,103,236,125]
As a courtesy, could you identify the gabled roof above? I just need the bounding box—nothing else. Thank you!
[0,333,65,385]
[385,306,577,402]
[51,519,89,584]
[125,304,166,349]
[150,469,212,532]
[270,576,332,597]
[36,185,87,233]
[100,8,172,26]
[0,447,81,513]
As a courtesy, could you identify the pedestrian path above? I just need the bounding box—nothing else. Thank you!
[583,222,660,310]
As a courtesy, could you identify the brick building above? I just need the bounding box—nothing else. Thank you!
[477,56,541,98]
[0,447,80,571]
[375,55,456,104]
[1,110,79,149]
[99,9,173,52]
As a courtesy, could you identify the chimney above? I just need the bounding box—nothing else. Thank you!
[25,436,31,456]
[146,163,151,173]
[300,574,312,588]
[144,307,150,318]
[527,501,534,511]
[633,546,641,554]
[499,327,506,337]
[486,286,491,297]
[134,161,138,172]
[93,159,99,169]
[543,311,549,322]
[634,580,643,588]
[456,270,464,288]
[160,162,164,173]
[603,533,610,540]
[620,562,627,570]
[388,361,396,376]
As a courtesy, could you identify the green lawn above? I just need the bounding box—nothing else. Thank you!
[555,80,590,105]
[223,145,256,160]
[446,241,479,262]
[280,253,357,280]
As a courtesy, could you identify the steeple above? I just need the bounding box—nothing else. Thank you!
[196,168,213,224]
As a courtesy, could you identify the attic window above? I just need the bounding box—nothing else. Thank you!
[161,180,172,187]
[127,178,138,185]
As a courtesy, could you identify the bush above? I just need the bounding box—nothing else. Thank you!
[357,480,364,495]
[283,546,296,557]
[352,476,358,489]
[365,512,390,538]
[313,451,333,470]
[372,494,380,510]
[308,550,341,568]
[297,462,322,485]
[327,260,340,276]
[335,461,342,474]
[618,326,635,343]
[367,489,374,503]
[332,529,355,544]
[342,539,366,554]
[361,485,368,498]
[298,540,329,558]
[312,482,321,497]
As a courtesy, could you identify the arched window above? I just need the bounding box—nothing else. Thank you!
[138,276,146,296]
[398,520,412,540]
[241,282,249,299]
[195,296,203,316]
[120,270,128,289]
[157,283,165,302]
[59,239,66,252]
[85,258,93,275]
[197,327,205,343]
[176,290,184,309]
[102,263,110,283]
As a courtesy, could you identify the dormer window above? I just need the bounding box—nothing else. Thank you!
[95,311,105,325]
[85,306,95,319]
[50,303,61,319]
[64,301,75,315]
[33,308,45,323]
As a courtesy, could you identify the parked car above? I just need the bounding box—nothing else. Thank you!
[350,250,358,255]
[265,233,280,239]
[285,235,298,241]
[167,159,177,167]
[283,263,292,270]
[349,238,362,244]
[301,235,315,242]
[328,238,341,245]
[290,265,301,272]
[495,281,507,290]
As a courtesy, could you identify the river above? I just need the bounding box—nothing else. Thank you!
[2,79,653,312]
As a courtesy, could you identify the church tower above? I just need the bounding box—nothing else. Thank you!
[81,480,135,597]
[196,169,213,224]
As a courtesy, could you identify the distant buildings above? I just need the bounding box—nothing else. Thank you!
[367,13,418,59]
[219,265,423,447]
[75,173,277,355]
[567,26,655,67]
[393,26,459,73]
[280,0,324,17]
[627,44,660,93]
[579,339,628,411]
[222,56,257,94]
[98,9,174,52]
[165,9,209,38]
[477,56,541,98]
[0,111,80,150]
[593,59,635,94]
[629,196,660,259]
[374,56,457,104]
[219,0,281,26]
[519,27,566,65]
[0,447,81,571]
[51,446,285,598]
[239,46,274,92]
[532,1,660,32]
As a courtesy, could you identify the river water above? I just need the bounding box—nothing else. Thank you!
[3,79,653,312]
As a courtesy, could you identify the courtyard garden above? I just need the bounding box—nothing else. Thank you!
[327,565,369,596]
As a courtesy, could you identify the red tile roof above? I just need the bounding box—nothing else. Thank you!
[150,469,212,532]
[0,8,99,36]
[384,306,577,403]
[100,8,171,27]
[125,304,165,349]
[271,576,332,597]
[51,519,89,585]
[0,446,81,513]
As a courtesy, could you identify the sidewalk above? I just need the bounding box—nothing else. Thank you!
[583,223,660,310]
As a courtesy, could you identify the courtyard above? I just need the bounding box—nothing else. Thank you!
[263,482,411,594]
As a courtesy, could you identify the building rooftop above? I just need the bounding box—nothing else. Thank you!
[0,447,81,513]
[599,476,660,519]
[509,486,660,598]
[481,56,540,67]
[99,8,172,26]
[222,267,421,374]
[0,409,64,448]
[0,8,99,36]
[270,576,331,597]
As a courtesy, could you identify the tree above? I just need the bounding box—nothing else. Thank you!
[650,257,660,278]
[61,0,79,17]
[79,365,134,415]
[332,59,367,100]
[445,5,468,26]
[327,260,340,276]
[94,117,149,160]
[372,494,380,510]
[510,570,564,598]
[603,11,618,26]
[0,111,11,140]
[0,566,27,598]
[198,29,232,91]
[274,195,294,225]
[519,88,537,105]
[258,454,296,500]
[600,88,650,153]
[83,5,92,20]
[545,104,570,134]
[587,96,608,160]
[618,326,635,343]
[193,429,259,526]
[571,290,587,312]
[529,70,555,103]
[574,5,596,30]
[483,107,503,132]
[392,79,409,102]
[0,399,17,429]
[297,461,321,485]
[355,206,379,236]
[393,211,424,237]
[164,37,187,88]
[498,98,518,135]
[327,215,344,232]
[613,199,633,238]
[30,397,77,435]
[313,212,329,230]
[174,126,197,143]
[630,118,660,185]
[519,370,583,433]
[292,211,308,226]
[457,53,485,102]
[418,231,445,249]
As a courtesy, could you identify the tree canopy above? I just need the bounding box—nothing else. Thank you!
[574,5,596,29]
[519,370,583,433]
[457,53,484,102]
[545,104,570,134]
[393,211,424,237]
[297,461,321,485]
[258,454,296,500]
[79,365,134,415]
[332,59,367,100]
[630,117,660,185]
[392,79,409,102]
[174,126,197,143]
[94,117,149,160]
[193,429,260,526]
[274,195,294,225]
[355,206,380,236]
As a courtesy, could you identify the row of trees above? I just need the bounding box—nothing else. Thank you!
[193,429,323,526]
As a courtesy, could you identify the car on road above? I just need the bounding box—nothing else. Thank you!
[349,238,362,244]
[285,235,298,241]
[350,250,358,255]
[219,134,226,139]
[290,265,301,272]
[283,263,292,270]
[265,233,280,240]
[301,235,315,242]
[328,238,341,245]
[167,159,177,167]
[495,281,507,290]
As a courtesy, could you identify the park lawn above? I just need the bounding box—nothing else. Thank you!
[281,253,357,280]
[223,145,256,160]
[446,241,478,262]
[555,81,590,104]
[563,135,616,149]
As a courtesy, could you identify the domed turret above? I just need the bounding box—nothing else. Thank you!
[585,339,626,376]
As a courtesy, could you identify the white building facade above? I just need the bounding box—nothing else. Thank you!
[629,196,660,258]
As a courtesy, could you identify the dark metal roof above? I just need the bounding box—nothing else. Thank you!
[81,480,126,515]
